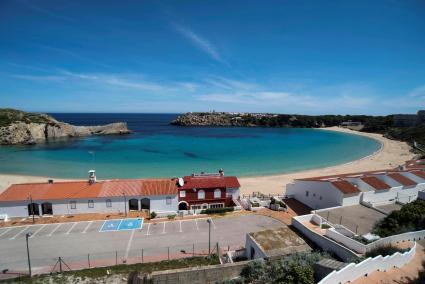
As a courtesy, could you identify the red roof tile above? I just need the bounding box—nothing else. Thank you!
[0,179,178,202]
[180,175,240,190]
[331,180,360,195]
[387,173,417,187]
[361,176,391,190]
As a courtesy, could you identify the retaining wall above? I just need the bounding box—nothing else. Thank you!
[318,243,417,284]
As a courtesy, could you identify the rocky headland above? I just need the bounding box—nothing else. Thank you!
[0,109,130,145]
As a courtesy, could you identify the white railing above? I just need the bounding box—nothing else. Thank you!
[319,242,417,284]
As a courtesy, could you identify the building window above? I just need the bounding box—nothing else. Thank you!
[106,199,112,207]
[198,190,205,200]
[202,203,208,209]
[210,203,224,209]
[214,189,221,199]
[305,191,309,197]
[191,205,202,210]
[166,196,172,205]
[88,200,94,208]
[180,190,186,198]
[70,201,76,209]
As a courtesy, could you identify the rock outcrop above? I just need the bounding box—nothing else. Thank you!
[0,109,130,145]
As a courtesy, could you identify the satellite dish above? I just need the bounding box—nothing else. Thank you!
[178,178,184,187]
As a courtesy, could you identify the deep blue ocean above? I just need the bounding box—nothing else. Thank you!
[0,113,381,179]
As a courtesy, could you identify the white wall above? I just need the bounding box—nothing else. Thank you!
[319,243,416,284]
[286,181,347,210]
[245,234,267,260]
[0,194,179,218]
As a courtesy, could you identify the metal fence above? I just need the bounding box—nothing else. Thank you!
[0,241,222,279]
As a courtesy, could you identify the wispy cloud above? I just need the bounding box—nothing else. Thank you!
[409,85,425,98]
[173,23,226,64]
[18,0,77,23]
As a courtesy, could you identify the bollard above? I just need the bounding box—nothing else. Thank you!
[115,251,118,265]
[193,244,195,257]
[88,254,91,268]
[168,247,170,260]
[142,249,144,263]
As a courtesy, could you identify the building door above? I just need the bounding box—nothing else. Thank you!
[41,202,53,215]
[129,199,139,211]
[141,198,150,210]
[178,202,188,210]
[28,203,40,216]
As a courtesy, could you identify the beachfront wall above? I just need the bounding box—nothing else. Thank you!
[318,242,417,284]
[286,181,360,210]
[0,195,179,218]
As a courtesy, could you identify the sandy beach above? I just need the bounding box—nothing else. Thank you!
[0,126,415,195]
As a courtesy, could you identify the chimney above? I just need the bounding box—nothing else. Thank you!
[88,170,96,184]
[48,179,54,184]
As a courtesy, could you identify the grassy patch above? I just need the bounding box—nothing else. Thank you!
[1,256,219,284]
[365,245,409,258]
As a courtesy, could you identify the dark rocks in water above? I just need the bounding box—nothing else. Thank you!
[183,152,198,158]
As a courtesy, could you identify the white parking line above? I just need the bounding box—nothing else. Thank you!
[0,228,12,238]
[179,220,182,232]
[209,218,217,229]
[162,222,166,234]
[195,219,199,231]
[10,226,28,240]
[29,225,46,238]
[82,221,93,234]
[65,222,78,235]
[124,229,135,260]
[47,223,62,237]
[146,223,151,236]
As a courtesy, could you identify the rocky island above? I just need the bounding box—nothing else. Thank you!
[0,109,130,145]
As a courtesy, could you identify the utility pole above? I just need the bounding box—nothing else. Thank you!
[26,232,32,277]
[207,219,212,256]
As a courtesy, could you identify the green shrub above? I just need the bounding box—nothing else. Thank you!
[200,207,234,215]
[150,211,157,219]
[373,200,425,237]
[251,202,260,207]
[167,214,176,220]
[365,245,409,258]
[321,224,331,229]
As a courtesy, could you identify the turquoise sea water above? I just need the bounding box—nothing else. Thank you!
[0,114,381,179]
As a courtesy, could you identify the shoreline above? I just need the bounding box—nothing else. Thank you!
[0,126,415,194]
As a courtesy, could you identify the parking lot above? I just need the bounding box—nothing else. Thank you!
[0,214,283,273]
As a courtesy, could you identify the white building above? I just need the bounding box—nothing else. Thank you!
[286,169,425,210]
[0,174,179,218]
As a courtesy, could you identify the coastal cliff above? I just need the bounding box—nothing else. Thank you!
[0,109,130,145]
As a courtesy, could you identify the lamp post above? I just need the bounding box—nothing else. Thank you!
[25,232,32,277]
[123,192,127,218]
[28,194,35,224]
[207,219,211,256]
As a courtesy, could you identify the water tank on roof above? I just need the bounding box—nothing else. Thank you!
[178,178,184,187]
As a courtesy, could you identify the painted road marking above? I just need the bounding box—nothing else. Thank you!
[47,223,62,237]
[0,228,12,238]
[124,229,135,260]
[118,218,143,231]
[29,225,46,238]
[82,221,93,234]
[10,226,28,240]
[100,219,122,232]
[179,220,182,233]
[195,219,199,231]
[65,222,78,235]
[162,222,166,234]
[146,223,151,236]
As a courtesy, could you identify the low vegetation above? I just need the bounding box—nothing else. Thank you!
[0,108,53,127]
[1,256,219,284]
[373,200,425,237]
[365,245,409,258]
[149,211,157,219]
[221,252,329,284]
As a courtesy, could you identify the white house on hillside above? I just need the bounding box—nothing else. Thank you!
[286,169,425,210]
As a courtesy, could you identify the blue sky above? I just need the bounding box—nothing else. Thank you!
[0,0,424,114]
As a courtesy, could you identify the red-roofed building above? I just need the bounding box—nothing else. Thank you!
[0,170,242,218]
[177,170,240,210]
